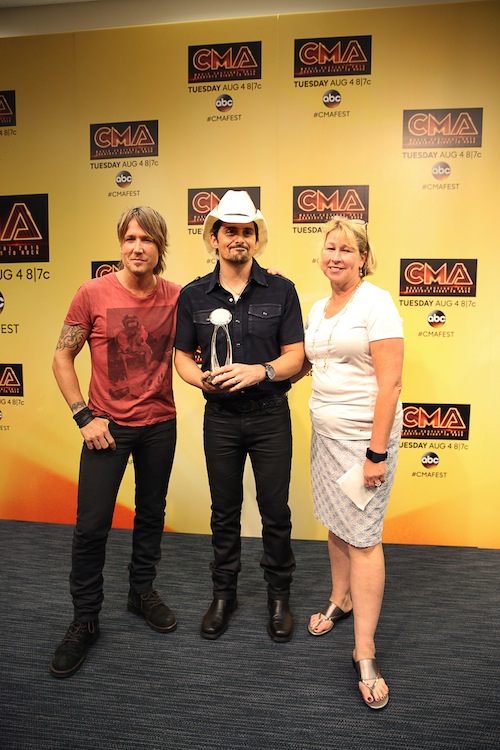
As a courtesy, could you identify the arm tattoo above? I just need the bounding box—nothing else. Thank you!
[70,401,87,414]
[55,324,87,353]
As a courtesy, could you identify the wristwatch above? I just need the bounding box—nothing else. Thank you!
[262,363,276,381]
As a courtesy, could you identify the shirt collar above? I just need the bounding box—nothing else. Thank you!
[206,259,268,293]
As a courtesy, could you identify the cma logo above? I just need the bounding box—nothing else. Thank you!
[407,111,479,137]
[0,365,22,389]
[192,191,221,214]
[0,203,43,243]
[297,188,366,213]
[93,124,155,149]
[0,94,14,116]
[188,188,260,223]
[403,406,467,431]
[404,261,474,287]
[93,262,120,278]
[421,451,439,466]
[298,39,368,65]
[193,45,259,71]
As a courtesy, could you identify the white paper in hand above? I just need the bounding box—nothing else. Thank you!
[336,463,380,511]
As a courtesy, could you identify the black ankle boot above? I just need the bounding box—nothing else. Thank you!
[50,619,100,678]
[127,588,177,633]
[267,597,293,643]
[201,597,238,640]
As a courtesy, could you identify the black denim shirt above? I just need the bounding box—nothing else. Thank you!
[175,260,304,402]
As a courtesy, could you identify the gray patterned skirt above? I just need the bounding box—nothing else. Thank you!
[311,429,400,548]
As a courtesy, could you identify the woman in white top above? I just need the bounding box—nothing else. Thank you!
[296,217,403,709]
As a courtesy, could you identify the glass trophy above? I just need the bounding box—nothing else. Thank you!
[209,308,233,372]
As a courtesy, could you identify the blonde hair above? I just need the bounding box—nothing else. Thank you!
[117,206,169,275]
[321,217,376,277]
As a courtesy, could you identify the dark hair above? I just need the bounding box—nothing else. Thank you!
[211,219,259,242]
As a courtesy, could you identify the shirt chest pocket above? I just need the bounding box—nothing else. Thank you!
[248,304,281,338]
[193,310,213,327]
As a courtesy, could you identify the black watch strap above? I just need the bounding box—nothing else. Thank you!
[261,363,275,381]
[366,448,388,463]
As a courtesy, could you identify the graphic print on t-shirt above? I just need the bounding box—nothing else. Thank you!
[106,306,172,401]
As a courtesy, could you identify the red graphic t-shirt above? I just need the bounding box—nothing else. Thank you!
[65,273,180,426]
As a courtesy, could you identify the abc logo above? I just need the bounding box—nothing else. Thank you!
[323,89,342,109]
[216,96,233,112]
[116,170,132,186]
[421,451,439,466]
[432,162,451,180]
[428,309,446,328]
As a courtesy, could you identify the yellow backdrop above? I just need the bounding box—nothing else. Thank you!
[0,1,498,548]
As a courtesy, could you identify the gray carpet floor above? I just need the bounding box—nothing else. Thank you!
[0,520,498,749]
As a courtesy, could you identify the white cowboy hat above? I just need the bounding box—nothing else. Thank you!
[202,190,268,258]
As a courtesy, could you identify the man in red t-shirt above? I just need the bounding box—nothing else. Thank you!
[49,207,180,679]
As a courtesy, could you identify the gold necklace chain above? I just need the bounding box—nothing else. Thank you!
[311,279,363,372]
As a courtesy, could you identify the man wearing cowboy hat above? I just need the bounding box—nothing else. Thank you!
[175,190,304,642]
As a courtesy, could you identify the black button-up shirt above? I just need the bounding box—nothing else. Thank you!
[175,260,304,402]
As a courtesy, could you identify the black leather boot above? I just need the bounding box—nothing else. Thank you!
[201,597,238,640]
[267,596,293,643]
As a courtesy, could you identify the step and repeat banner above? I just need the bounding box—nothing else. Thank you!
[0,2,498,548]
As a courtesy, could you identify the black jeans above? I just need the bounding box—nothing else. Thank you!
[70,418,176,620]
[203,398,295,600]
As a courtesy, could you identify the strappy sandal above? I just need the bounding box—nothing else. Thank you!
[307,600,352,636]
[352,657,389,709]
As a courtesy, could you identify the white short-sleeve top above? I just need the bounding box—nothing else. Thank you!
[304,281,403,440]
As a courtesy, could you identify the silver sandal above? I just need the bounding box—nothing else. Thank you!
[307,600,352,636]
[352,657,389,709]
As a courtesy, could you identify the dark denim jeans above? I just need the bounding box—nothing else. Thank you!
[70,418,176,620]
[203,399,295,600]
